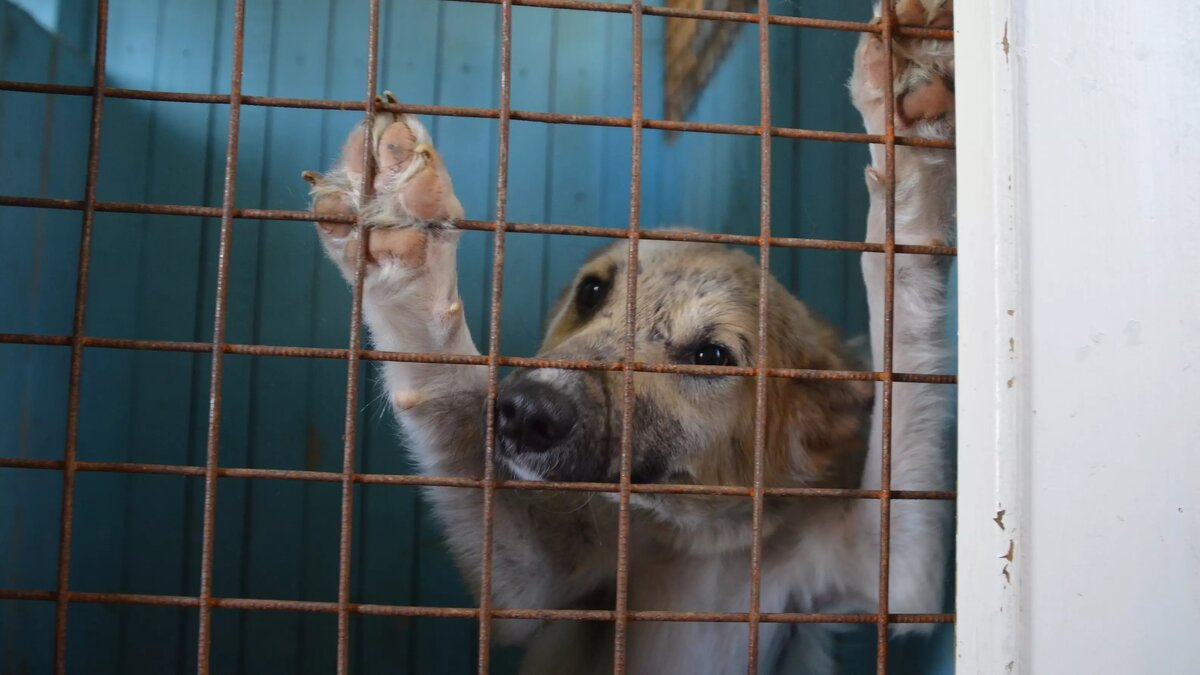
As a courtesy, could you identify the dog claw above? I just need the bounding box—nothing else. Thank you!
[412,143,433,160]
[436,300,462,323]
[373,94,398,124]
[302,169,324,186]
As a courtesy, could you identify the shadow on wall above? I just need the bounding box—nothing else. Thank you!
[0,1,953,673]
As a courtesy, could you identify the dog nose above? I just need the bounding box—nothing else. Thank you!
[496,379,576,453]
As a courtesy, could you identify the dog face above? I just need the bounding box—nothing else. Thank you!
[495,240,873,509]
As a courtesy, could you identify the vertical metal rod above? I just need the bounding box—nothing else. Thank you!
[745,0,772,671]
[52,1,111,671]
[877,1,898,673]
[335,2,382,672]
[0,1,954,669]
[195,0,246,670]
[612,1,643,672]
[477,0,514,672]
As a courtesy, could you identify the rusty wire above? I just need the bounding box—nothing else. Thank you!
[48,0,110,671]
[877,1,899,672]
[0,588,952,625]
[0,1,955,673]
[476,1,516,671]
[0,81,954,150]
[330,2,381,673]
[194,0,245,671]
[0,194,957,256]
[745,0,772,669]
[0,456,952,501]
[458,0,954,40]
[611,1,645,670]
[0,330,955,384]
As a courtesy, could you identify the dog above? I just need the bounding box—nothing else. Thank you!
[302,1,955,672]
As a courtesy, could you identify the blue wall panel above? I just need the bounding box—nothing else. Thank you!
[0,1,954,672]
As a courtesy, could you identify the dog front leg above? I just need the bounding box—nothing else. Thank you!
[849,0,956,629]
[306,103,609,644]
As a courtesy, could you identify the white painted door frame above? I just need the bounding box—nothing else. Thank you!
[955,2,1200,673]
[955,1,1025,672]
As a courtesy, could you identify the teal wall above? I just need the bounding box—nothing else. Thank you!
[0,1,952,672]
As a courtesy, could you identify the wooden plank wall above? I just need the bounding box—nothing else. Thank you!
[0,1,953,673]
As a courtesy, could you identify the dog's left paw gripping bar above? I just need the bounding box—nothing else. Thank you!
[303,92,467,276]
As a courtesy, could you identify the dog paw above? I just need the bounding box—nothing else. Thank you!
[366,92,465,225]
[896,0,953,30]
[306,190,463,323]
[303,93,465,293]
[850,0,954,136]
[306,190,428,293]
[306,92,464,226]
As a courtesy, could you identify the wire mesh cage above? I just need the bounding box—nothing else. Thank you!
[0,0,956,673]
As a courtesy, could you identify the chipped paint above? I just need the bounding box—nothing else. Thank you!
[956,2,1027,672]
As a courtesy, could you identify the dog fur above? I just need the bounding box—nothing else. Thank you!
[304,1,955,672]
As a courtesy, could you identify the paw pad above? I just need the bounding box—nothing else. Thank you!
[851,0,955,133]
[302,93,465,274]
[896,0,953,30]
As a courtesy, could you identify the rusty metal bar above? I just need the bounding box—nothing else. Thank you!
[332,2,381,672]
[613,1,648,670]
[0,456,954,500]
[0,195,958,256]
[195,0,245,671]
[0,332,957,384]
[0,81,954,150]
[0,0,959,665]
[878,2,899,672]
[611,1,644,671]
[0,588,952,624]
[452,0,953,40]
[477,1,515,672]
[745,0,772,669]
[50,0,110,670]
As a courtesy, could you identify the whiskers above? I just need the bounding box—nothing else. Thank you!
[362,370,396,422]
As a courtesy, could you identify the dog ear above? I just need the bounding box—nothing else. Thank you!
[764,291,874,488]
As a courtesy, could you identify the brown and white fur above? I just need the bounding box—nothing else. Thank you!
[303,1,955,672]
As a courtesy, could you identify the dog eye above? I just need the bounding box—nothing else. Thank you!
[575,275,609,315]
[693,343,732,367]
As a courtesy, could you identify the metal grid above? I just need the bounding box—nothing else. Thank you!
[0,0,956,673]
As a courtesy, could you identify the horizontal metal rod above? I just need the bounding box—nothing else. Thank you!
[0,81,955,151]
[0,589,953,624]
[0,457,955,501]
[0,194,957,257]
[0,332,957,384]
[451,0,954,41]
[0,0,960,665]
